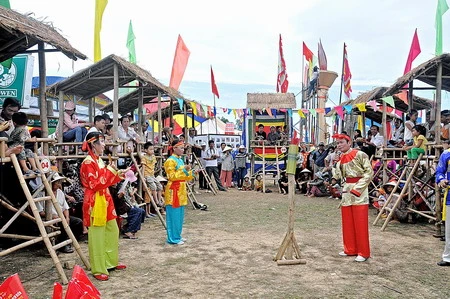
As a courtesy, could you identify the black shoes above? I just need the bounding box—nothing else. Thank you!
[60,245,74,254]
[437,260,450,266]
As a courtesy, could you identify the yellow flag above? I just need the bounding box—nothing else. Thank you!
[355,103,367,112]
[298,109,306,118]
[94,0,108,62]
[357,115,364,131]
[191,102,197,115]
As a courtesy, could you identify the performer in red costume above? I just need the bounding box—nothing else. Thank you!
[332,133,373,262]
[80,132,128,281]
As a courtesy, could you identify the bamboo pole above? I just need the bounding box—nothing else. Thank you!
[113,64,119,156]
[131,153,166,229]
[38,42,49,155]
[435,62,443,236]
[0,201,32,234]
[158,91,162,144]
[0,231,61,257]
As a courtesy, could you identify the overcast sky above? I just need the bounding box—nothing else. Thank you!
[12,0,449,110]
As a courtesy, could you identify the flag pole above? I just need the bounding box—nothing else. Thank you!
[338,43,346,134]
[338,43,345,105]
[300,54,305,142]
[214,95,218,134]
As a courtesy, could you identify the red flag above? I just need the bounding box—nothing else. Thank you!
[404,28,421,74]
[276,34,289,93]
[303,42,313,62]
[343,43,352,99]
[210,66,220,98]
[169,35,190,90]
[318,39,327,70]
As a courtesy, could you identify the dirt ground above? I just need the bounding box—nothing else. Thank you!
[1,185,449,298]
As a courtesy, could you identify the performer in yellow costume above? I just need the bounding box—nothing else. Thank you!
[164,140,195,245]
[332,134,373,262]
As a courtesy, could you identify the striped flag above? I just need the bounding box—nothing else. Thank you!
[276,34,289,93]
[343,43,352,99]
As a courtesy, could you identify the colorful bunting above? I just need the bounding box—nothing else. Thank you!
[324,107,331,114]
[335,106,345,119]
[309,109,317,117]
[355,103,367,112]
[367,100,378,112]
[381,96,395,108]
[343,105,353,114]
[266,108,273,118]
[298,110,306,118]
[177,98,184,112]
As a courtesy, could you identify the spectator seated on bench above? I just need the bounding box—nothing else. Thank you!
[58,101,88,143]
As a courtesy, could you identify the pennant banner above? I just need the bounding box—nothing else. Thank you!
[343,105,353,114]
[335,106,345,119]
[355,103,367,112]
[382,96,395,108]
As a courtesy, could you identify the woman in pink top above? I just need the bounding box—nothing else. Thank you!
[62,101,88,142]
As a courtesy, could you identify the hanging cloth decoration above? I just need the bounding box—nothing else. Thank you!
[343,105,353,114]
[335,106,345,119]
[367,100,378,112]
[381,96,395,108]
[355,103,367,112]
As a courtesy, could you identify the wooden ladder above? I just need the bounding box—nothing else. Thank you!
[373,154,423,231]
[0,154,90,284]
[129,153,167,229]
[191,153,217,195]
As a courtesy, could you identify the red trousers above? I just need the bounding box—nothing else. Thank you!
[341,204,370,258]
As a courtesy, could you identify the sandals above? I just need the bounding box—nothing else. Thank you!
[123,233,138,239]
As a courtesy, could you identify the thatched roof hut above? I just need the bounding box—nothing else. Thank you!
[48,54,180,101]
[0,6,85,61]
[326,87,432,123]
[247,93,296,109]
[384,53,450,95]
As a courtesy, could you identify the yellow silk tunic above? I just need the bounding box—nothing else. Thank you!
[333,149,373,206]
[163,154,194,207]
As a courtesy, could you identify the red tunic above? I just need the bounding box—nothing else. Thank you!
[80,155,123,227]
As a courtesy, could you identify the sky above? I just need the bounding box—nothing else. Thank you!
[10,0,450,116]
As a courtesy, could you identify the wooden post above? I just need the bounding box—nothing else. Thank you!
[274,174,306,265]
[137,83,143,139]
[38,42,49,155]
[169,96,174,129]
[158,91,162,144]
[151,114,155,142]
[435,62,443,235]
[57,91,64,170]
[382,101,387,184]
[88,98,93,124]
[113,64,119,155]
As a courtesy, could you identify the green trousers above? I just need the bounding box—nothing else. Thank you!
[407,147,425,160]
[88,219,119,275]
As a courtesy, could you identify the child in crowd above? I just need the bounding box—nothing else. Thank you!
[242,176,252,191]
[278,171,288,194]
[373,182,397,219]
[220,146,234,188]
[327,177,342,199]
[140,142,164,217]
[254,174,263,192]
[402,125,427,166]
[7,112,39,175]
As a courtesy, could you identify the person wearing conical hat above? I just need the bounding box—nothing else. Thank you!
[332,133,373,262]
